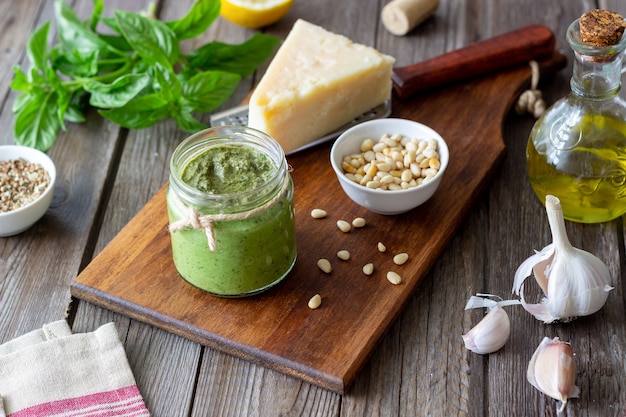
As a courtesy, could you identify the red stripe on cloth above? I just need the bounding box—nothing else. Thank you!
[8,385,151,417]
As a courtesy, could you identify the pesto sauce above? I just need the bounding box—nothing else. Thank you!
[168,144,297,297]
[181,145,274,194]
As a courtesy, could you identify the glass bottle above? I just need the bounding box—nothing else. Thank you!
[167,126,297,297]
[526,18,626,223]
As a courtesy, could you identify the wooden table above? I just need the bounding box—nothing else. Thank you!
[1,0,624,416]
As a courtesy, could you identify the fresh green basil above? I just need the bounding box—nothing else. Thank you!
[12,0,279,151]
[167,0,220,40]
[188,34,280,77]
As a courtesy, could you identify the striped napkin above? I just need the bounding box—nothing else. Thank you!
[0,320,151,417]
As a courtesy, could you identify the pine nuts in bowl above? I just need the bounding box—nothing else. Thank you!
[330,118,449,215]
[0,145,56,237]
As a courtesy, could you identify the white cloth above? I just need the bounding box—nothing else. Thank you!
[0,320,150,417]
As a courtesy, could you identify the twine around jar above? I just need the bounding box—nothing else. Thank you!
[168,175,290,251]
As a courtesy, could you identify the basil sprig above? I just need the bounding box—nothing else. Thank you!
[11,0,280,151]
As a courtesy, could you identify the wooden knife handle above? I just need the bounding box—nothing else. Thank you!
[392,24,556,99]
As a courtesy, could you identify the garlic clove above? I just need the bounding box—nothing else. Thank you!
[512,195,613,323]
[462,305,510,354]
[527,337,580,413]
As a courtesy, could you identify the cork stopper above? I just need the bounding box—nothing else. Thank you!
[579,9,626,46]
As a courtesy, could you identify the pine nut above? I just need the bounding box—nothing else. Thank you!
[366,164,378,178]
[352,217,366,228]
[308,294,322,309]
[363,263,374,275]
[338,133,442,191]
[317,258,332,273]
[372,142,387,153]
[337,250,350,260]
[380,174,395,184]
[377,242,386,252]
[393,253,409,265]
[376,162,393,172]
[311,209,327,219]
[360,138,375,152]
[337,220,352,232]
[342,161,357,174]
[387,271,402,285]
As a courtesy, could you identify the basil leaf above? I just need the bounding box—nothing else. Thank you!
[10,0,277,151]
[172,100,208,132]
[54,0,107,56]
[182,70,240,113]
[167,0,220,40]
[14,90,62,151]
[99,93,170,129]
[12,92,33,114]
[51,46,100,78]
[85,73,151,108]
[188,34,280,77]
[26,22,51,73]
[64,105,86,123]
[115,10,179,68]
[10,67,31,92]
[150,66,184,107]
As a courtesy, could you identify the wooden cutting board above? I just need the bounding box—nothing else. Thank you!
[71,52,566,394]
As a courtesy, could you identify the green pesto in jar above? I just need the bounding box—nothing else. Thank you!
[181,145,274,194]
[168,144,296,297]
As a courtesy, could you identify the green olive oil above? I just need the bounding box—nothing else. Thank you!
[527,112,626,223]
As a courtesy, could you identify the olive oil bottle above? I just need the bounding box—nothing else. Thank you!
[526,14,626,223]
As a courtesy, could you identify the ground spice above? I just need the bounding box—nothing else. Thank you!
[0,158,51,212]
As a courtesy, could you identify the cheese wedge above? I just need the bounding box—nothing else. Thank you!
[248,19,395,153]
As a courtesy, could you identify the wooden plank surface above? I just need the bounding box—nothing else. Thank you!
[70,51,566,393]
[2,0,625,416]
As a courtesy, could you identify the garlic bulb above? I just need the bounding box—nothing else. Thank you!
[527,337,580,413]
[462,295,515,354]
[512,195,613,323]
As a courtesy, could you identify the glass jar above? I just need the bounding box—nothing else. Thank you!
[167,126,297,297]
[526,18,626,223]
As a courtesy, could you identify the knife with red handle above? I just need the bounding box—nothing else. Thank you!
[392,24,557,99]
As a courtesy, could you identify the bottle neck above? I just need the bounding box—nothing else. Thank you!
[570,52,623,99]
[567,18,626,100]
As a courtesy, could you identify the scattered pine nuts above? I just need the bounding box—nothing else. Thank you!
[308,294,322,309]
[363,263,374,276]
[377,242,387,252]
[352,217,366,228]
[311,208,327,219]
[393,253,409,265]
[339,133,442,190]
[337,250,351,261]
[387,271,402,285]
[337,220,352,233]
[317,258,332,273]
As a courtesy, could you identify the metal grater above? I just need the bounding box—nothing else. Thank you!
[210,100,392,154]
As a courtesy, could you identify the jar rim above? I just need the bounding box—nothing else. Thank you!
[567,18,626,56]
[169,126,288,209]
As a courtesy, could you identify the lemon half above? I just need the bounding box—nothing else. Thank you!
[220,0,294,29]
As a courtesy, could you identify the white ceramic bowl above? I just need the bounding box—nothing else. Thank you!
[0,145,56,236]
[330,118,449,215]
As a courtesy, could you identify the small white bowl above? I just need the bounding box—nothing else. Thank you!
[330,118,449,215]
[0,145,56,236]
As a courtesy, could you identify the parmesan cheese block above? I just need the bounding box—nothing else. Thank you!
[248,19,395,154]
